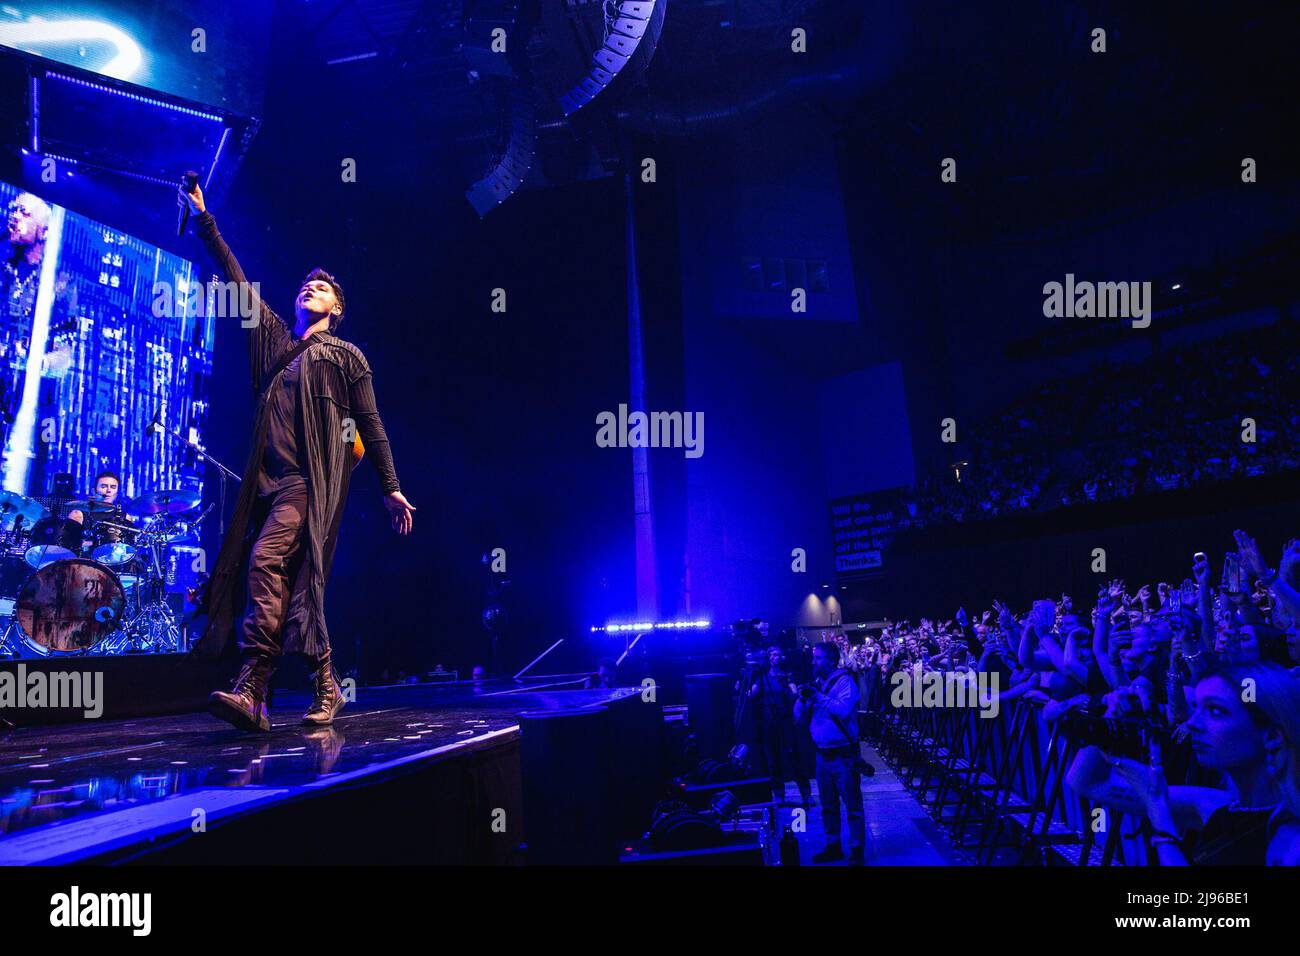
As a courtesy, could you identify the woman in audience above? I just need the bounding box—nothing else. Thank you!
[1068,662,1300,864]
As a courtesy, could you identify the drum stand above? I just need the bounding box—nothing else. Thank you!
[93,518,181,655]
[94,574,139,656]
[0,519,29,657]
[122,598,180,654]
[0,619,21,658]
[124,523,180,653]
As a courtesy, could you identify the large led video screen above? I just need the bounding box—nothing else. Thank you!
[0,0,269,116]
[0,179,213,503]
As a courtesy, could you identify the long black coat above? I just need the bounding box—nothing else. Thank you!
[191,212,400,659]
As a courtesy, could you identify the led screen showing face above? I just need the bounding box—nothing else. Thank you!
[0,1,269,116]
[0,179,213,503]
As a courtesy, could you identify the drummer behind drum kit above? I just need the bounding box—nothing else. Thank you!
[0,486,210,658]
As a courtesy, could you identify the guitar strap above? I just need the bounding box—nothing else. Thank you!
[261,332,323,400]
[261,333,365,468]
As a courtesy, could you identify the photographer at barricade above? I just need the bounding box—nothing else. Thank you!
[795,642,867,865]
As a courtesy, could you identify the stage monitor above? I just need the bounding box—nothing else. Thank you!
[0,178,213,502]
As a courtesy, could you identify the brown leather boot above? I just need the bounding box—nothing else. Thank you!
[208,653,276,732]
[302,649,345,725]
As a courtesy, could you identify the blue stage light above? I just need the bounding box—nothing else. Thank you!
[30,76,39,152]
[205,127,232,190]
[46,72,226,123]
[591,619,711,633]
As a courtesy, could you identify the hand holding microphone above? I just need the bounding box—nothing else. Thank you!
[176,172,203,236]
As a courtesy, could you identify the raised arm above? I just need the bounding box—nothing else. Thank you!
[182,184,290,391]
[1018,619,1036,669]
[1018,620,1055,671]
[1092,587,1124,689]
[1193,552,1218,651]
[1038,630,1067,672]
[1061,628,1090,687]
[1236,530,1300,627]
[1165,644,1191,725]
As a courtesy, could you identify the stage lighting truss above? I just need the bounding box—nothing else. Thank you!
[25,68,246,191]
[560,1,666,117]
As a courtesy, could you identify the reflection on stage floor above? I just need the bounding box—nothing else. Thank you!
[0,679,631,861]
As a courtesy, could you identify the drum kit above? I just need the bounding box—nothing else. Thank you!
[0,486,209,658]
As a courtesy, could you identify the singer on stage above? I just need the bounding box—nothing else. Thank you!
[180,184,415,732]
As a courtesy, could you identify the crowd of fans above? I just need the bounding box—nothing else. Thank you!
[844,528,1300,864]
[898,319,1300,528]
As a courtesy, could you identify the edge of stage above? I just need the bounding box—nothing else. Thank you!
[0,653,228,727]
[0,678,655,866]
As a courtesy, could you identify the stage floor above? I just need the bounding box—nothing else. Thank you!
[0,678,631,864]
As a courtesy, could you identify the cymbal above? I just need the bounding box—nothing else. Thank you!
[0,490,48,527]
[126,489,201,517]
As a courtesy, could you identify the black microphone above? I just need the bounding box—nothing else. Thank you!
[177,170,199,238]
[149,407,164,435]
[190,502,216,531]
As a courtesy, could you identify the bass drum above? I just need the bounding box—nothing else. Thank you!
[16,558,125,654]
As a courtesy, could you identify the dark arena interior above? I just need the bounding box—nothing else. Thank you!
[0,0,1298,934]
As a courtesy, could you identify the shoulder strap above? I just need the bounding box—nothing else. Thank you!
[821,668,849,692]
[821,670,857,747]
[261,333,322,399]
